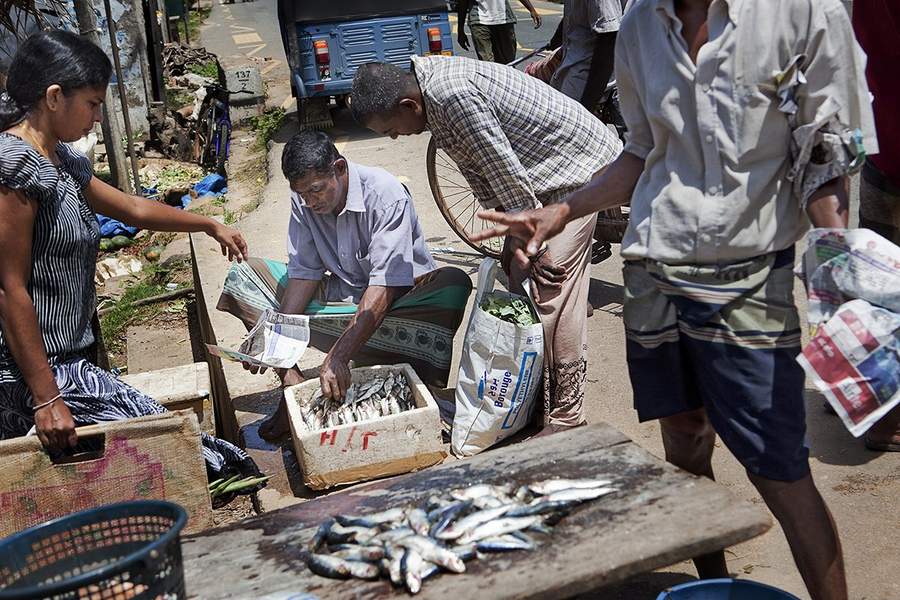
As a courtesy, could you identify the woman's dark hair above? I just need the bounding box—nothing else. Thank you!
[0,30,112,131]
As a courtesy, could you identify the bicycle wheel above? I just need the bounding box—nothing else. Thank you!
[426,137,503,259]
[214,119,230,174]
[199,109,217,169]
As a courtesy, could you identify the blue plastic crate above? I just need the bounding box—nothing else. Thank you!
[0,500,187,600]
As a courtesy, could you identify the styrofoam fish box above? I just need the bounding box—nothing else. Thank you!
[284,363,446,490]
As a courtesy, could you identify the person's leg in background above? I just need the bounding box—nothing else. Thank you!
[469,24,496,62]
[491,23,518,65]
[579,32,617,110]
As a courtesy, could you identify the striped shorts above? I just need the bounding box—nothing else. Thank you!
[623,247,810,482]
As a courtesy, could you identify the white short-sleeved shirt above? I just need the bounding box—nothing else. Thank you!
[616,0,877,265]
[287,161,436,303]
[469,0,516,26]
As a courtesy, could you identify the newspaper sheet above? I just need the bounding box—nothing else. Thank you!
[797,228,900,326]
[206,309,310,369]
[795,228,900,437]
[797,299,900,437]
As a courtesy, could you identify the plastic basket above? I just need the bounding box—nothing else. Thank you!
[0,500,188,600]
[656,578,801,600]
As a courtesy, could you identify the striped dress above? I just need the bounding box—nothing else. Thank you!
[0,133,260,488]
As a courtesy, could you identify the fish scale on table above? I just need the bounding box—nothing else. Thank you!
[303,476,621,594]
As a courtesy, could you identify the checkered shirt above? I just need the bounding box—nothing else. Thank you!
[412,55,622,212]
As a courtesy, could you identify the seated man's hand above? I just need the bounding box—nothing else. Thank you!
[242,361,266,375]
[320,353,351,401]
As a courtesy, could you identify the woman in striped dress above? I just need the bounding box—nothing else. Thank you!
[0,31,259,486]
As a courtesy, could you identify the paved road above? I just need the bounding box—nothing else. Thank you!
[197,2,899,599]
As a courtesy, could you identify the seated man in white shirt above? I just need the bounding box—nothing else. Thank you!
[217,131,472,440]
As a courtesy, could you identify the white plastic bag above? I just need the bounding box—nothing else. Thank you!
[452,259,544,457]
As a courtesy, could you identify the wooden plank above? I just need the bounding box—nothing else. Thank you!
[121,362,210,404]
[182,424,770,599]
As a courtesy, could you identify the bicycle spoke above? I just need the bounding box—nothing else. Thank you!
[435,173,469,188]
[447,196,476,216]
[444,193,475,212]
[437,185,471,198]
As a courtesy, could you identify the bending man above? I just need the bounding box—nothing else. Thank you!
[351,56,621,434]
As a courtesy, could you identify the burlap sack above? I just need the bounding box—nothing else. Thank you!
[0,411,213,536]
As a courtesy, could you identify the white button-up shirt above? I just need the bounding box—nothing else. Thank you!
[617,0,877,265]
[287,161,436,303]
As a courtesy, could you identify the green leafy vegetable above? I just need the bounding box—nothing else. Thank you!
[480,293,538,326]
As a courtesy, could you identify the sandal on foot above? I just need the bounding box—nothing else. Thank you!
[864,434,900,452]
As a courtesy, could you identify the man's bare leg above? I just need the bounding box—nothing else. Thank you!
[749,473,847,600]
[659,408,730,579]
[864,405,900,450]
[258,366,304,441]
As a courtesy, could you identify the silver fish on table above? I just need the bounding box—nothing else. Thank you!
[372,526,415,545]
[507,498,576,518]
[528,478,613,496]
[475,534,536,553]
[435,505,514,541]
[387,547,404,586]
[396,535,466,573]
[336,507,406,528]
[307,554,379,580]
[449,484,511,501]
[406,508,431,537]
[545,486,617,503]
[308,518,334,552]
[326,523,377,545]
[456,516,543,545]
[330,544,386,562]
[429,500,473,538]
[305,473,620,592]
[400,548,426,594]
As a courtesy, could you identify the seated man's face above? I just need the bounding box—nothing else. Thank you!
[291,160,348,215]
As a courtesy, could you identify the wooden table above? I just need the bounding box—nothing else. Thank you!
[182,424,771,599]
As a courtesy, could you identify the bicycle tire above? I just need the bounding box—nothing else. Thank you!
[426,137,503,259]
[199,109,217,169]
[214,119,230,174]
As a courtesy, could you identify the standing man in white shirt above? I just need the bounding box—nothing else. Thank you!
[457,0,542,65]
[471,1,877,597]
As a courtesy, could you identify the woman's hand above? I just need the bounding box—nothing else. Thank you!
[34,399,77,450]
[530,9,542,28]
[209,223,249,262]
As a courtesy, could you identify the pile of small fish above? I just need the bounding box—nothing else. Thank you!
[305,477,617,594]
[296,371,415,432]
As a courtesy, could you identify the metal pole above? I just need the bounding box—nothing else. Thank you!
[72,0,128,190]
[101,0,143,195]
